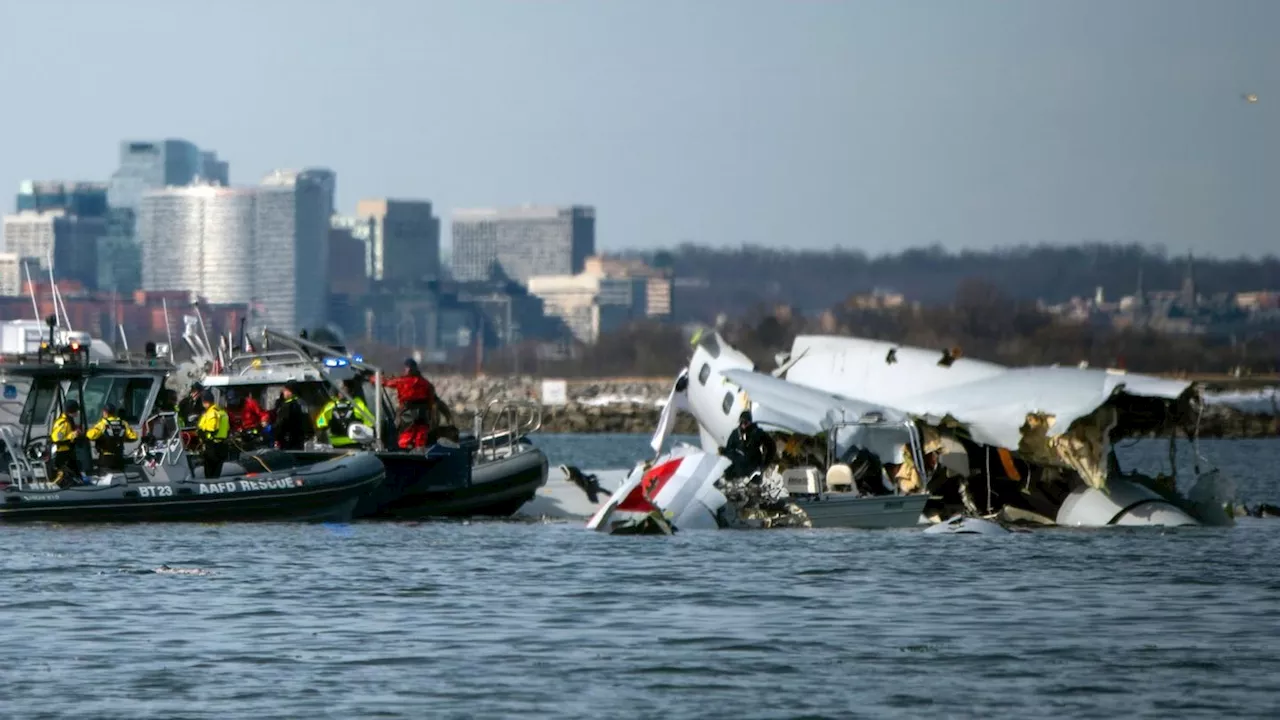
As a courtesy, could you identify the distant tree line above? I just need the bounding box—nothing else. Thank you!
[630,242,1280,322]
[514,276,1280,378]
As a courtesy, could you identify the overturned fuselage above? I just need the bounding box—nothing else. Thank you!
[590,331,1231,534]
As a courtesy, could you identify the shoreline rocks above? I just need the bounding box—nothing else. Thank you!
[413,375,1278,438]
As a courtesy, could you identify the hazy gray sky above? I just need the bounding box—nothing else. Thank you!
[0,0,1275,257]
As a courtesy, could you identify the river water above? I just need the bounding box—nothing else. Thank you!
[3,435,1279,719]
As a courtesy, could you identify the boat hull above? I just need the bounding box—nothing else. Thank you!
[794,493,930,529]
[0,452,385,523]
[286,444,549,520]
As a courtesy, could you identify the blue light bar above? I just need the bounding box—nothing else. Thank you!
[350,354,363,363]
[322,357,349,368]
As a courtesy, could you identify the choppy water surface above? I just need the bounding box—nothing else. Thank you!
[3,436,1279,719]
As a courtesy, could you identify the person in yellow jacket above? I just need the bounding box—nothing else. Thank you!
[315,380,377,448]
[196,390,231,479]
[86,403,139,473]
[50,399,83,487]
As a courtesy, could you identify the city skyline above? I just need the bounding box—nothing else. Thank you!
[0,0,1274,258]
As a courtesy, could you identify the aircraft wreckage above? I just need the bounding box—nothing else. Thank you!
[582,332,1243,535]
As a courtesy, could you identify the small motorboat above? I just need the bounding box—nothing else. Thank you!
[0,335,385,523]
[197,328,549,520]
[1,439,385,523]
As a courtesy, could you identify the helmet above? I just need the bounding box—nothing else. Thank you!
[201,390,216,403]
[739,410,753,424]
[103,403,117,415]
[65,399,80,412]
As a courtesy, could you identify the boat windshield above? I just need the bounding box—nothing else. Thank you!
[81,376,157,424]
[19,378,59,427]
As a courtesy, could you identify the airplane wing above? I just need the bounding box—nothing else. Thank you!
[719,368,913,463]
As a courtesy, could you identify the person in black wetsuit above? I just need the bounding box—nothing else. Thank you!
[271,381,311,450]
[720,410,776,477]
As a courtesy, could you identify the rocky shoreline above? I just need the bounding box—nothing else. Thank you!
[418,375,1278,438]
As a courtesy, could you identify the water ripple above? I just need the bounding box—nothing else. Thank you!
[1,436,1279,718]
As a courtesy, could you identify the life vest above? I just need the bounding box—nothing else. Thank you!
[96,416,128,455]
[328,401,355,436]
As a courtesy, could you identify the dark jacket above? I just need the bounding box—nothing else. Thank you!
[177,394,204,427]
[723,423,776,474]
[272,396,311,450]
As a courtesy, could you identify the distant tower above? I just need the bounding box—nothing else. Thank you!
[1134,266,1145,310]
[1180,252,1197,308]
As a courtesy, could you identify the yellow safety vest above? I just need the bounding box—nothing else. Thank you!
[197,405,231,442]
[87,414,139,455]
[51,414,79,452]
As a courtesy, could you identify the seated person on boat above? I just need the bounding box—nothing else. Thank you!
[86,403,138,473]
[50,399,83,488]
[197,390,231,478]
[226,389,270,447]
[316,379,376,448]
[719,410,776,478]
[270,381,311,451]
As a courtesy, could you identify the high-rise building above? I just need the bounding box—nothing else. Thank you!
[16,181,109,217]
[1,209,102,290]
[200,151,230,186]
[451,204,595,284]
[329,216,371,297]
[108,139,203,210]
[136,168,333,335]
[256,169,335,333]
[137,185,257,306]
[0,252,23,297]
[355,199,440,283]
[105,138,228,294]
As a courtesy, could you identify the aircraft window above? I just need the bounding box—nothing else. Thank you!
[698,363,711,386]
[722,391,734,415]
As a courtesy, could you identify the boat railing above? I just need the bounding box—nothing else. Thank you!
[135,412,188,469]
[0,423,47,490]
[472,398,543,462]
[226,349,315,375]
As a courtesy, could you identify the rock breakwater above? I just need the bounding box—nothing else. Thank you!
[424,375,698,434]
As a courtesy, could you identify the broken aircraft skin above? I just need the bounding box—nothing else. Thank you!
[586,330,1241,535]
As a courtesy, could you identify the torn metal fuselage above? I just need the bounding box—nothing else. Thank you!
[667,332,1223,530]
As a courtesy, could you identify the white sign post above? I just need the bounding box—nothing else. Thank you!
[541,379,568,406]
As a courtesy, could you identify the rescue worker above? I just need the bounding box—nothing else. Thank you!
[226,389,270,434]
[720,410,776,477]
[271,381,310,451]
[398,418,430,451]
[316,379,377,448]
[196,390,231,479]
[177,382,205,427]
[86,403,138,473]
[385,358,438,428]
[50,399,83,487]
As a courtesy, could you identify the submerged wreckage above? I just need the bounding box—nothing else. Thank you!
[584,332,1240,534]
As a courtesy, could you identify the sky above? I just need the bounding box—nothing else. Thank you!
[0,0,1275,258]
